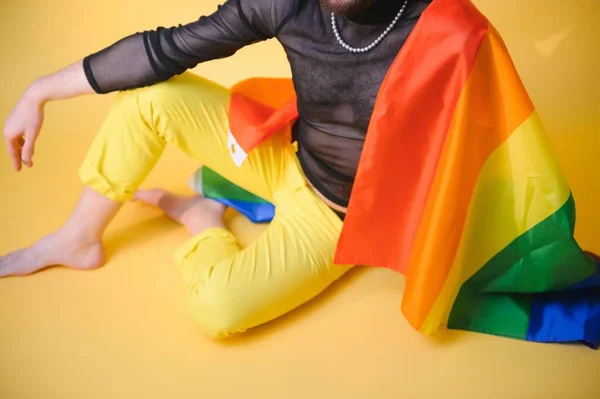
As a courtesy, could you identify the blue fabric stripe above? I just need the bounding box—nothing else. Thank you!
[527,261,600,349]
[207,197,275,223]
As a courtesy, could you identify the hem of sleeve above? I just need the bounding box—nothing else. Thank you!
[82,56,104,94]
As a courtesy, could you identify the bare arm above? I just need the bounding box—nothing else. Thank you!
[3,61,93,171]
[3,0,293,171]
[28,60,93,103]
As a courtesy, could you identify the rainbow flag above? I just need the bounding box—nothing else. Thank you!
[223,0,600,347]
[333,0,600,347]
[189,166,275,223]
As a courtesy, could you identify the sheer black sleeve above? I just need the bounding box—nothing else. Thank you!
[83,0,294,94]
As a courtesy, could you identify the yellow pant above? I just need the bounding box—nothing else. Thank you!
[79,72,352,338]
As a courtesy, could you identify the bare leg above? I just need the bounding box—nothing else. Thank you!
[0,76,234,279]
[0,187,120,277]
[134,189,226,235]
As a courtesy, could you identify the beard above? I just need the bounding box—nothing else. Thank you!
[319,0,377,17]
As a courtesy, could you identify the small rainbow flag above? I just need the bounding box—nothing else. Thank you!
[189,166,275,223]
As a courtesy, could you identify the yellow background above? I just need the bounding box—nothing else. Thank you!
[1,0,599,398]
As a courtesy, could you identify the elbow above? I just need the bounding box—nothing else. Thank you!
[144,28,194,81]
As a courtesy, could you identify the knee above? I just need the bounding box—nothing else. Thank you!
[123,72,224,105]
[113,77,182,114]
[187,286,251,340]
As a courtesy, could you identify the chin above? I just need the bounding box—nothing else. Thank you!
[319,0,376,17]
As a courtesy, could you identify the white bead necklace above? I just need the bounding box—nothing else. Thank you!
[331,0,409,53]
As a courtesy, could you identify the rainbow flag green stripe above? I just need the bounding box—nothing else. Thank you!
[449,194,599,343]
[201,167,268,204]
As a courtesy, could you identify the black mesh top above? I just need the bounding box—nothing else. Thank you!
[84,0,432,207]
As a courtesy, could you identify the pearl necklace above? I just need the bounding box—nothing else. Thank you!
[331,0,409,53]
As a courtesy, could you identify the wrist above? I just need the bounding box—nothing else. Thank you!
[25,78,50,104]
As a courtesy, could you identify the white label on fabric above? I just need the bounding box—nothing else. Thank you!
[227,130,248,167]
[188,167,204,196]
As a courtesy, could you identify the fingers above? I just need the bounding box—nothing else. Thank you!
[21,131,36,167]
[5,136,23,172]
[3,130,35,171]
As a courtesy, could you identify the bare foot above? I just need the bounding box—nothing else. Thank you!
[134,189,227,235]
[0,230,104,278]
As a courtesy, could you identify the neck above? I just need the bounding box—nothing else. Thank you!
[347,0,405,25]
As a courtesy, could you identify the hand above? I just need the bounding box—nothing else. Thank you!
[3,86,45,171]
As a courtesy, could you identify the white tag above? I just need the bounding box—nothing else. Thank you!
[227,130,248,167]
[188,167,204,195]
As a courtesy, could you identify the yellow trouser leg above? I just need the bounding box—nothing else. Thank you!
[80,72,352,339]
[79,72,275,202]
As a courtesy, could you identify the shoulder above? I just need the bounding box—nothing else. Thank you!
[408,0,434,19]
[237,0,298,37]
[406,0,488,33]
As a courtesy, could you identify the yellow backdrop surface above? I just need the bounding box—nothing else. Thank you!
[1,1,599,398]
